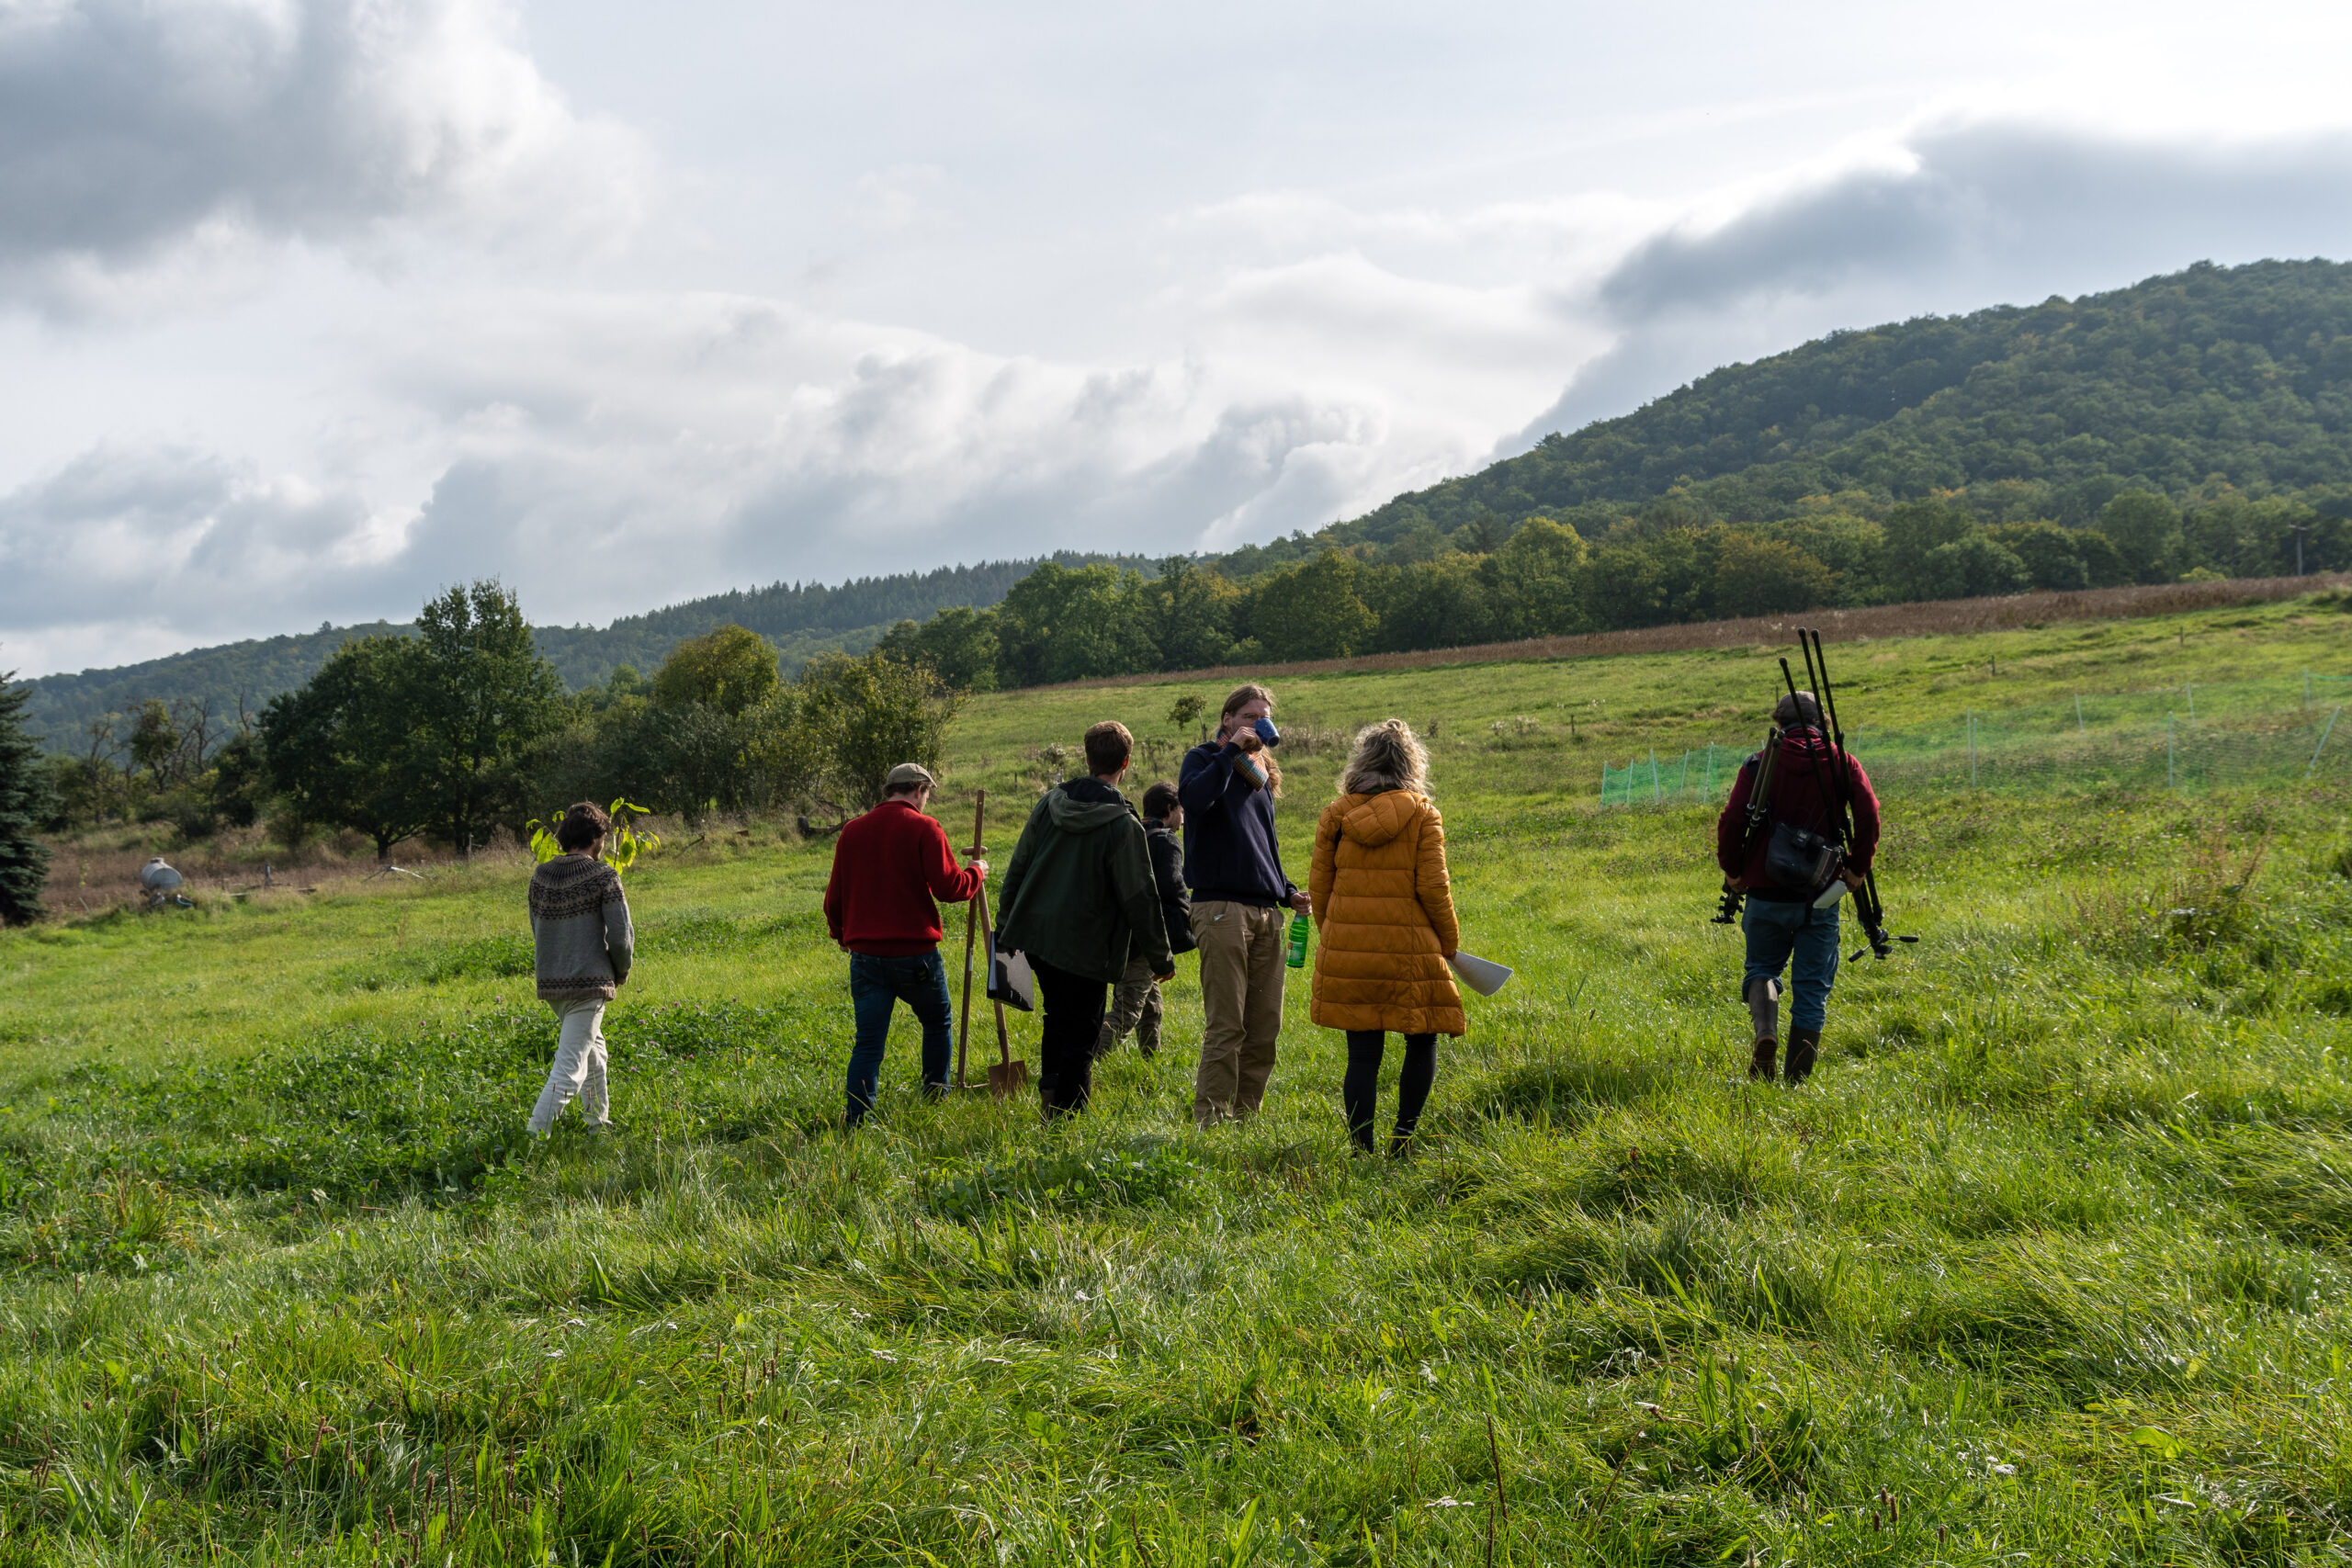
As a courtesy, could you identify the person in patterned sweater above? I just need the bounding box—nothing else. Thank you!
[526,802,635,1134]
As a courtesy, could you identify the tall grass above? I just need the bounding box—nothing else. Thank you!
[5,607,2352,1562]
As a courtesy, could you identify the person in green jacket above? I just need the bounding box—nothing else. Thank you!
[995,721,1176,1117]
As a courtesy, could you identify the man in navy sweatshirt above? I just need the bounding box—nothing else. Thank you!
[1177,682,1311,1125]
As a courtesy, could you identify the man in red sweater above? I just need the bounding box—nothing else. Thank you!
[1713,692,1881,1085]
[824,763,987,1125]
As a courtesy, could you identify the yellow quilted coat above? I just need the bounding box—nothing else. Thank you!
[1307,789,1464,1036]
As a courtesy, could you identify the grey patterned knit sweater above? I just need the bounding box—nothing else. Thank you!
[528,853,634,1002]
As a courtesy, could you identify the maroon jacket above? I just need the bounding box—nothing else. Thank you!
[1714,729,1881,900]
[824,799,984,956]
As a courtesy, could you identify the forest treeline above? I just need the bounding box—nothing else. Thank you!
[18,553,1141,750]
[15,584,956,880]
[876,487,2348,687]
[9,491,2339,876]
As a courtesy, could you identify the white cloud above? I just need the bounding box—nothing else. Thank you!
[0,0,642,310]
[0,442,398,672]
[17,112,2352,676]
[12,0,2352,680]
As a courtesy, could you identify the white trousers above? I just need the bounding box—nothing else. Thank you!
[528,998,609,1133]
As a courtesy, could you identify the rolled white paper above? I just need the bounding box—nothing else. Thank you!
[1447,951,1513,997]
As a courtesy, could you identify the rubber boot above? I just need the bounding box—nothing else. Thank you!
[1784,1027,1821,1086]
[1745,977,1780,1080]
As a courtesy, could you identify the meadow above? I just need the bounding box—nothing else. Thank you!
[6,595,2352,1562]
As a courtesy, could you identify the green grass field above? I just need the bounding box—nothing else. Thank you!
[7,595,2352,1563]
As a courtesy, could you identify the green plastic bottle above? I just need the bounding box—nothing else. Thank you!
[1285,911,1310,968]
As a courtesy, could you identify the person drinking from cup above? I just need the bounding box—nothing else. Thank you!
[1177,682,1311,1126]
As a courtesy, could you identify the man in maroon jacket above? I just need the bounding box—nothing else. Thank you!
[1714,691,1881,1085]
[824,763,988,1125]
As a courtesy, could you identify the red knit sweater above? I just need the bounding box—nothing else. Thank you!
[823,799,984,955]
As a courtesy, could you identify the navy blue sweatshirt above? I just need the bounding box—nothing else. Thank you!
[1177,739,1295,908]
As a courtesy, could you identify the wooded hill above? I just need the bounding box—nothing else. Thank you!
[1223,256,2352,572]
[875,258,2352,686]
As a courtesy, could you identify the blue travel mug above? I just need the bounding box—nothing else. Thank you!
[1253,716,1281,747]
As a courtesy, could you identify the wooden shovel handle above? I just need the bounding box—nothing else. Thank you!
[972,879,1012,1066]
[956,791,990,1089]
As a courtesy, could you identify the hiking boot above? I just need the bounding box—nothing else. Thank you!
[1783,1027,1820,1086]
[1748,1035,1778,1080]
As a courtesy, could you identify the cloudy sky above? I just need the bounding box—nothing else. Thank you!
[5,0,2352,676]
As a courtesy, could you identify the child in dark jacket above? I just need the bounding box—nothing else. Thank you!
[1095,782,1194,1059]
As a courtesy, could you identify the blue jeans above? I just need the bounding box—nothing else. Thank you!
[845,950,954,1125]
[1742,898,1840,1032]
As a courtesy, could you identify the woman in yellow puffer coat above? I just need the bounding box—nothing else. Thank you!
[1308,718,1463,1154]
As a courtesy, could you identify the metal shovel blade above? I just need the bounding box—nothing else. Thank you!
[987,1057,1030,1099]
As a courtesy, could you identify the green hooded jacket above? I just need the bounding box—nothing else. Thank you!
[994,777,1174,983]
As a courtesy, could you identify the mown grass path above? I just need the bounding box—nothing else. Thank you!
[4,599,2352,1562]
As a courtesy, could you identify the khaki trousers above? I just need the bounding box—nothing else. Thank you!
[529,998,609,1134]
[1190,900,1287,1125]
[1095,953,1163,1057]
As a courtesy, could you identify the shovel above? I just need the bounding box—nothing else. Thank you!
[955,792,1029,1098]
[956,794,985,1090]
[976,878,1029,1100]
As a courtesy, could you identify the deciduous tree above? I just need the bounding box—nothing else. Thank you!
[1713,531,1837,617]
[408,581,568,854]
[1483,517,1590,637]
[262,581,563,857]
[2096,492,2185,583]
[1143,557,1238,670]
[798,651,961,811]
[875,606,1001,691]
[259,637,430,858]
[652,626,780,715]
[1250,552,1376,660]
[1881,500,1975,600]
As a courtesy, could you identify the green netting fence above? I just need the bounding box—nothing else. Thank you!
[1599,672,2352,807]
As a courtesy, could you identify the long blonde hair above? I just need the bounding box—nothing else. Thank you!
[1340,718,1429,797]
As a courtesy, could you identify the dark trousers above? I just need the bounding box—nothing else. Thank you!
[1342,1031,1437,1152]
[1031,955,1109,1118]
[844,950,954,1126]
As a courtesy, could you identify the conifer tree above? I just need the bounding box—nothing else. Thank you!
[0,673,55,925]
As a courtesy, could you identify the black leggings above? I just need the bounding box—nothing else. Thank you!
[1342,1031,1437,1152]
